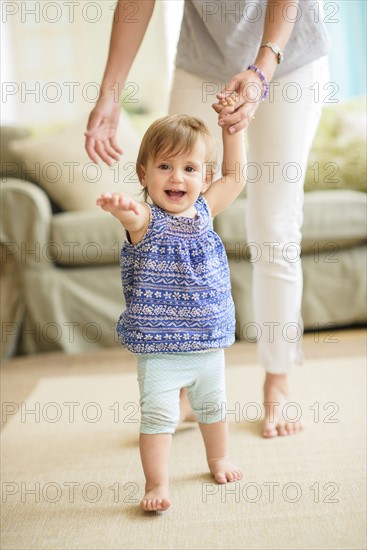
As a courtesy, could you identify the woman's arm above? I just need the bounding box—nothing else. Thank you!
[85,0,156,165]
[213,0,300,133]
[99,0,156,98]
[204,98,247,217]
[252,0,299,82]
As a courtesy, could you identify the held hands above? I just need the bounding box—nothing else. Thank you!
[96,192,140,216]
[212,69,263,133]
[85,97,123,165]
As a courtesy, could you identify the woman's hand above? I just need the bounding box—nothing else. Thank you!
[212,69,264,133]
[85,97,123,165]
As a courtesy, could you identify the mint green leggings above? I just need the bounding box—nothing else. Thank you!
[136,349,226,434]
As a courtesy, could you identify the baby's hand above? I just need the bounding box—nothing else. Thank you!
[96,192,140,215]
[212,91,240,116]
[219,91,239,107]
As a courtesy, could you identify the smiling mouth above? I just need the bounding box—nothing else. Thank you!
[165,190,186,199]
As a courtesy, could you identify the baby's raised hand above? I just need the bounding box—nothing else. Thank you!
[212,91,240,119]
[219,92,239,107]
[96,192,139,215]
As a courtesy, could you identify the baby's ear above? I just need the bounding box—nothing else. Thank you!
[138,164,147,186]
[201,175,211,194]
[203,161,217,189]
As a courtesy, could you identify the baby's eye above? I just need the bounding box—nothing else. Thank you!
[158,164,170,170]
[185,166,195,173]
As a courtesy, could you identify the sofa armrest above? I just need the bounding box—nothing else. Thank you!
[0,178,53,266]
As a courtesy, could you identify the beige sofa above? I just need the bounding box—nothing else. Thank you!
[1,101,366,358]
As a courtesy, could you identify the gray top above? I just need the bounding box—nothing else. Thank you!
[175,0,331,81]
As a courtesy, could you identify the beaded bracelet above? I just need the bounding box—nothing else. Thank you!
[247,65,269,101]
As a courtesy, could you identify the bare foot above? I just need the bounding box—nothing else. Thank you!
[208,458,243,484]
[179,388,196,423]
[263,373,304,438]
[140,484,171,512]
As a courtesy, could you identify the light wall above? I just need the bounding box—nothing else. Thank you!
[327,0,366,100]
[2,1,173,127]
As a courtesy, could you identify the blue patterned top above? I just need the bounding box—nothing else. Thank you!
[116,196,235,354]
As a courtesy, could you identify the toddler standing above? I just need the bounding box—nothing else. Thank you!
[97,101,246,512]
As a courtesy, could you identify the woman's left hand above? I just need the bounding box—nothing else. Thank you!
[212,69,264,133]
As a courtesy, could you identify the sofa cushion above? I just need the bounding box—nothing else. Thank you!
[51,189,366,266]
[8,110,142,212]
[304,97,366,193]
[1,127,30,180]
[51,210,124,266]
[214,190,367,255]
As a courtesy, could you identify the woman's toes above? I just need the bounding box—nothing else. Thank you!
[262,427,278,438]
[277,424,288,436]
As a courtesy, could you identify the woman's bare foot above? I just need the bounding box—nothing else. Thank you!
[140,484,171,512]
[263,373,304,438]
[179,388,196,423]
[208,458,243,484]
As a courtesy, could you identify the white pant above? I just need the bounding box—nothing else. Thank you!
[168,58,328,373]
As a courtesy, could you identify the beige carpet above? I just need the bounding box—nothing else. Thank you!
[1,355,366,550]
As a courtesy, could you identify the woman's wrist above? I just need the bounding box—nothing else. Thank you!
[241,48,278,102]
[247,66,269,101]
[253,47,278,82]
[100,69,128,101]
[99,81,125,103]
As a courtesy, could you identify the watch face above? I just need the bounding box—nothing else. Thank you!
[261,43,283,64]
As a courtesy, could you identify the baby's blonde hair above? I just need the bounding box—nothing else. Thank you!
[136,114,217,201]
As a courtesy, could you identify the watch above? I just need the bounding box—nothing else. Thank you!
[260,42,284,64]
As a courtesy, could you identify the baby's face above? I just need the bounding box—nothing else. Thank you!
[139,141,210,218]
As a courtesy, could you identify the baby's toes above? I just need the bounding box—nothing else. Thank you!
[234,469,243,481]
[215,472,227,484]
[161,498,171,511]
[147,499,157,512]
[225,471,234,483]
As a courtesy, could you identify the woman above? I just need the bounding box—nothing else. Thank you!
[85,0,331,437]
